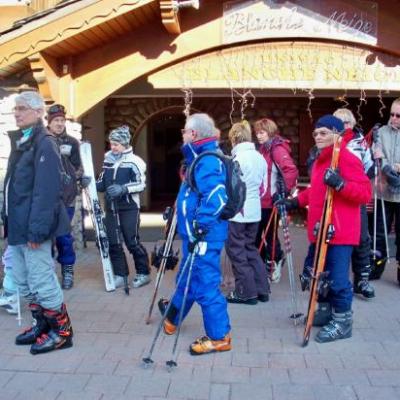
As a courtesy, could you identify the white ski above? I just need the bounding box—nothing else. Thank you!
[80,142,115,292]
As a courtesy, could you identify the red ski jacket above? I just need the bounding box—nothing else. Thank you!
[297,132,372,245]
[258,136,298,209]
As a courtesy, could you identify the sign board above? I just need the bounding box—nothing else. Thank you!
[148,42,400,91]
[0,0,30,5]
[223,0,378,46]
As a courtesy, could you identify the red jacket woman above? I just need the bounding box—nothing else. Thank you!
[298,130,372,245]
[254,118,298,283]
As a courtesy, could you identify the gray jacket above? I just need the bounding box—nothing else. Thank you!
[377,123,400,202]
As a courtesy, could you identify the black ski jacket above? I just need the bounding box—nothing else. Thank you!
[53,129,83,207]
[2,121,70,245]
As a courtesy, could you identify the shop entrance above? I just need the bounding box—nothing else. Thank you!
[148,112,185,210]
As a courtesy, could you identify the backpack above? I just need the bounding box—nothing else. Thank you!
[187,151,246,220]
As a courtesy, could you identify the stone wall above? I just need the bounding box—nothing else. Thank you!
[0,94,84,253]
[105,97,302,162]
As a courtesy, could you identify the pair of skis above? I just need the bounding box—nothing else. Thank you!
[80,142,115,292]
[302,135,342,346]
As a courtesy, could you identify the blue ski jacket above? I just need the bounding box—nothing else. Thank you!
[177,137,228,242]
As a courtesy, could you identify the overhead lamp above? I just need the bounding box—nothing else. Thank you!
[172,0,200,12]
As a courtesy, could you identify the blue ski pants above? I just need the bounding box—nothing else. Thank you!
[55,206,76,266]
[170,240,231,340]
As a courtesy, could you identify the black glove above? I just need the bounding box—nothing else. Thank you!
[274,197,299,211]
[382,165,400,187]
[324,168,345,191]
[106,184,128,199]
[188,224,208,253]
[80,176,91,189]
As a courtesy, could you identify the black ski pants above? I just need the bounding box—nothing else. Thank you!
[351,205,371,277]
[105,206,150,276]
[226,221,270,299]
[255,208,284,265]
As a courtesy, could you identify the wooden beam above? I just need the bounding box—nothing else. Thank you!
[159,0,181,34]
[0,0,156,68]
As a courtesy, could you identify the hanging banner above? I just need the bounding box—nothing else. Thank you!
[223,0,378,46]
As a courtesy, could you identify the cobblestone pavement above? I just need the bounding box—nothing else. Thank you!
[0,227,400,400]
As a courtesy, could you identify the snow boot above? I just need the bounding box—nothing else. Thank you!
[0,290,18,315]
[16,304,49,345]
[30,304,73,355]
[354,272,375,299]
[312,302,332,327]
[190,333,232,355]
[61,265,74,290]
[315,311,352,343]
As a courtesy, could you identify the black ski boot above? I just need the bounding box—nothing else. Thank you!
[354,273,375,298]
[16,304,49,345]
[315,311,352,343]
[61,265,74,290]
[158,298,169,316]
[30,303,73,355]
[397,263,400,286]
[369,256,386,281]
[312,302,332,327]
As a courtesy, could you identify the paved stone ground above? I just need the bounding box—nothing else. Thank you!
[0,227,400,400]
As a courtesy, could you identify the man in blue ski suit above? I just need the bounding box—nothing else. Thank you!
[163,113,231,355]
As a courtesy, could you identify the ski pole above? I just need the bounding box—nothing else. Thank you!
[146,210,177,324]
[258,207,277,254]
[111,200,129,295]
[373,163,378,261]
[142,251,193,367]
[270,208,278,279]
[277,198,303,324]
[166,247,197,371]
[16,287,22,327]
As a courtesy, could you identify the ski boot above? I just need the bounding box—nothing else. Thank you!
[61,265,74,290]
[226,291,258,305]
[30,303,73,355]
[315,311,352,343]
[312,302,332,327]
[354,273,375,299]
[190,333,232,356]
[16,304,49,345]
[162,301,179,335]
[369,254,386,281]
[158,298,169,316]
[132,274,151,288]
[397,263,400,286]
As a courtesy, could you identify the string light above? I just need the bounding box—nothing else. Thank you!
[377,89,386,118]
[356,89,367,122]
[181,88,193,118]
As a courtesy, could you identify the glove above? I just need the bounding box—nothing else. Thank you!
[106,184,128,199]
[382,165,400,187]
[324,168,345,191]
[80,176,91,189]
[274,197,299,211]
[188,224,208,253]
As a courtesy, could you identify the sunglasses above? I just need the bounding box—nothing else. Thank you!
[390,113,400,118]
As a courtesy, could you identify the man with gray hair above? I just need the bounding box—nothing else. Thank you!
[160,113,232,356]
[2,91,73,355]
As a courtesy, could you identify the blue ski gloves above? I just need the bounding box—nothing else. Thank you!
[188,223,208,253]
[107,184,128,198]
[324,168,345,191]
[382,165,400,187]
[80,176,92,189]
[274,197,299,211]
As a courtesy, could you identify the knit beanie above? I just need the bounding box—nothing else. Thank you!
[315,115,344,133]
[109,125,131,147]
[47,104,66,124]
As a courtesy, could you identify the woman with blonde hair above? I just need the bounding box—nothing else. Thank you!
[254,118,298,282]
[225,121,270,304]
